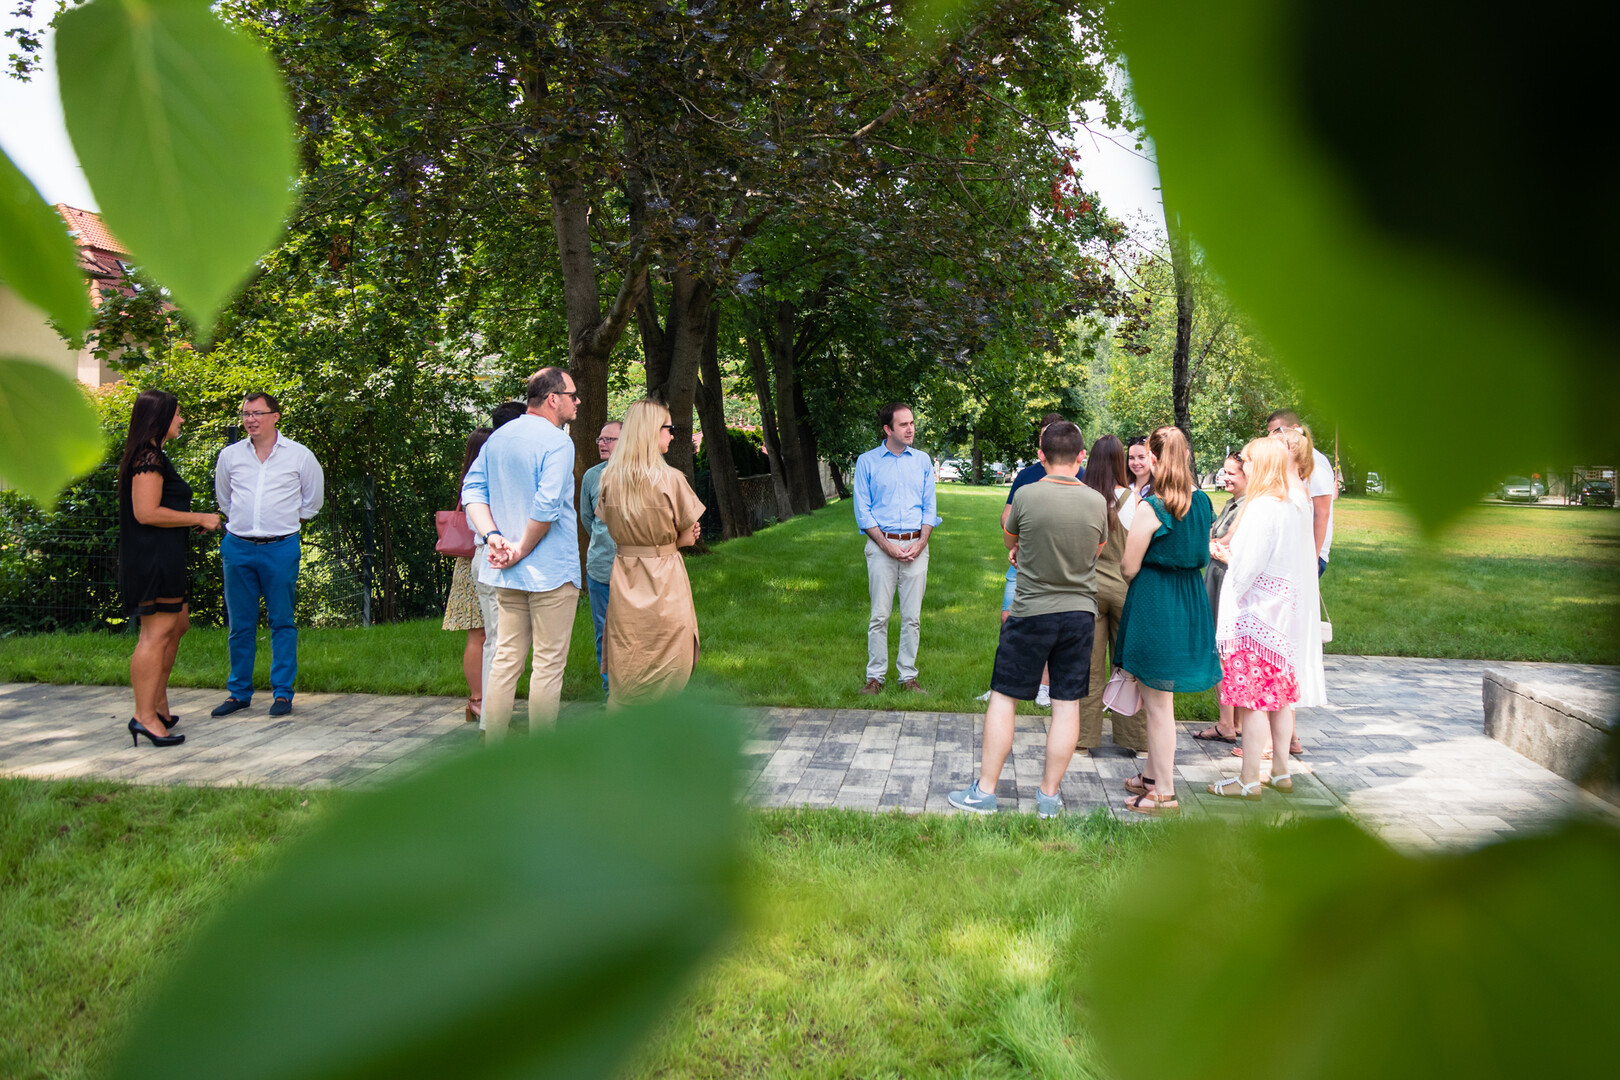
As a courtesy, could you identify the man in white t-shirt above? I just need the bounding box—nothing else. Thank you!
[1268,409,1334,576]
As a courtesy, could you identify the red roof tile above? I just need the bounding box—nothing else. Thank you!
[54,204,128,256]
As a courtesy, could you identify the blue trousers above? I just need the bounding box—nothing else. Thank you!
[223,532,301,701]
[587,574,611,693]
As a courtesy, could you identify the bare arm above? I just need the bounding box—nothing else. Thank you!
[863,526,902,560]
[1311,495,1331,557]
[507,518,553,562]
[132,472,217,530]
[1121,511,1157,581]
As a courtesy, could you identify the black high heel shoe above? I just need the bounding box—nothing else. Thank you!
[161,713,180,729]
[129,718,185,747]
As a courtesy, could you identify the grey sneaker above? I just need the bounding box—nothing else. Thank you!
[1035,685,1051,708]
[1035,788,1063,819]
[948,780,997,815]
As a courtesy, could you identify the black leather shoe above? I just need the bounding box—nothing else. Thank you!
[268,698,293,717]
[211,697,251,717]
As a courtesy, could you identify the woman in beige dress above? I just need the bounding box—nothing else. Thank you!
[597,400,706,706]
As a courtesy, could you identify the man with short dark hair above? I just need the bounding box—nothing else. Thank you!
[950,421,1106,817]
[461,367,581,741]
[577,419,622,696]
[853,402,940,694]
[211,392,324,718]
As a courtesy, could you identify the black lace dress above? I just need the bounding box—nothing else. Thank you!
[119,444,192,615]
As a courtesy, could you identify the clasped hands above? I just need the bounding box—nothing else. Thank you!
[486,533,523,568]
[887,538,925,562]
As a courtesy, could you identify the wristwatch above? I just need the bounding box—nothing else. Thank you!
[482,528,503,543]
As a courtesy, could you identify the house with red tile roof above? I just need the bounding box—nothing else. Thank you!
[0,204,133,385]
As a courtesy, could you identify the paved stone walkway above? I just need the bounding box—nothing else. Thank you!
[2,656,1615,850]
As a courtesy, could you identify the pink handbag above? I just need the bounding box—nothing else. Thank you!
[434,509,476,559]
[1102,669,1143,716]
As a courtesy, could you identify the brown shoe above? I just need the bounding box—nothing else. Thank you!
[859,678,884,695]
[898,678,926,694]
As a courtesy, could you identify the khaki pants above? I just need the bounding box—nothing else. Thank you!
[1078,576,1146,751]
[484,583,578,742]
[865,539,929,683]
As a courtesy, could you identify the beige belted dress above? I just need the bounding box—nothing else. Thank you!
[598,464,707,706]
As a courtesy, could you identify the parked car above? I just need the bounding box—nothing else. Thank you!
[1496,476,1539,502]
[1365,471,1384,495]
[986,462,1011,483]
[1573,479,1615,507]
[936,459,964,483]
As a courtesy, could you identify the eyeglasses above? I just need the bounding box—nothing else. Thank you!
[555,390,580,401]
[239,411,276,419]
[596,436,619,445]
[660,424,674,432]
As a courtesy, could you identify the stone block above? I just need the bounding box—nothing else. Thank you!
[1484,668,1618,805]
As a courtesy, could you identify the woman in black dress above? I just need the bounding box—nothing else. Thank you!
[119,390,219,747]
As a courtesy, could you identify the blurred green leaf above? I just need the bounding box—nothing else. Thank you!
[56,0,296,336]
[109,699,746,1080]
[0,150,92,343]
[1117,0,1613,528]
[1082,818,1620,1080]
[0,357,104,506]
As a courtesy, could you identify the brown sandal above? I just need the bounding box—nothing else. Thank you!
[1124,773,1155,795]
[1125,790,1180,815]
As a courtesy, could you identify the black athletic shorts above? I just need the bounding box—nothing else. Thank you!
[990,609,1095,702]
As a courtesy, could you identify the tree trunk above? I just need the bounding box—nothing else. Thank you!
[545,165,650,565]
[1168,219,1195,443]
[746,331,795,520]
[770,300,814,515]
[793,373,826,510]
[639,267,708,482]
[971,430,983,485]
[828,461,850,499]
[695,303,751,539]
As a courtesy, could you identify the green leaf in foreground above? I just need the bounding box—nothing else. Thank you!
[55,0,296,336]
[0,150,92,343]
[0,357,105,505]
[1081,818,1620,1080]
[109,700,746,1080]
[1117,0,1614,528]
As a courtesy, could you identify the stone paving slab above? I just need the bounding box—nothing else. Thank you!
[2,656,1615,849]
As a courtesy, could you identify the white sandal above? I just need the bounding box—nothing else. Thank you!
[1207,776,1262,801]
[1263,773,1294,793]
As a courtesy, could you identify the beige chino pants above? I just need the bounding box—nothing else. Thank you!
[865,539,929,683]
[483,583,578,742]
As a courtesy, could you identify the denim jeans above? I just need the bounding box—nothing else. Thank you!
[222,532,301,701]
[587,575,611,693]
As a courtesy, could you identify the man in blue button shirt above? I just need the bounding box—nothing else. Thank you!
[853,402,941,694]
[461,367,581,742]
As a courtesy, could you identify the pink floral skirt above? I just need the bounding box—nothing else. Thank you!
[1219,647,1299,712]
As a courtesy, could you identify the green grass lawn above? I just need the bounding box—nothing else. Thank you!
[2,490,1615,719]
[1,778,1157,1080]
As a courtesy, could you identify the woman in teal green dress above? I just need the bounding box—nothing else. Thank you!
[1114,426,1221,814]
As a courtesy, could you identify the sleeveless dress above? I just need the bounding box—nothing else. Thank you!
[1114,491,1222,693]
[118,444,192,615]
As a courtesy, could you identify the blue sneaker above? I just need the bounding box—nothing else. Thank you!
[948,780,997,815]
[1035,788,1063,819]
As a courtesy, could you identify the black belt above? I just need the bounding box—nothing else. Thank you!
[233,533,293,544]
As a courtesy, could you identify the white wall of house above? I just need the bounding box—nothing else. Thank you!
[0,284,118,385]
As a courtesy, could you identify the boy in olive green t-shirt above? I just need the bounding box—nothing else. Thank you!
[949,421,1108,818]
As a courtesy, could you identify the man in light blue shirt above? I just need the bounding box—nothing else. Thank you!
[852,402,940,694]
[461,367,581,741]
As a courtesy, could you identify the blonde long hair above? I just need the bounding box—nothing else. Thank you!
[601,399,670,511]
[1277,424,1315,482]
[1148,425,1195,520]
[1233,437,1291,532]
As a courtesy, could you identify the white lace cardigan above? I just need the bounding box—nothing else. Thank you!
[1215,492,1326,706]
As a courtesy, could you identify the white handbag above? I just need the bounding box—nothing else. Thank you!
[1102,669,1143,716]
[1320,594,1333,643]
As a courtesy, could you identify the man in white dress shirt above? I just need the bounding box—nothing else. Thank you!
[210,392,324,718]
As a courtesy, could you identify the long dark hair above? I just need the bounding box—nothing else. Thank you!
[118,389,178,489]
[1084,434,1127,536]
[453,427,492,510]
